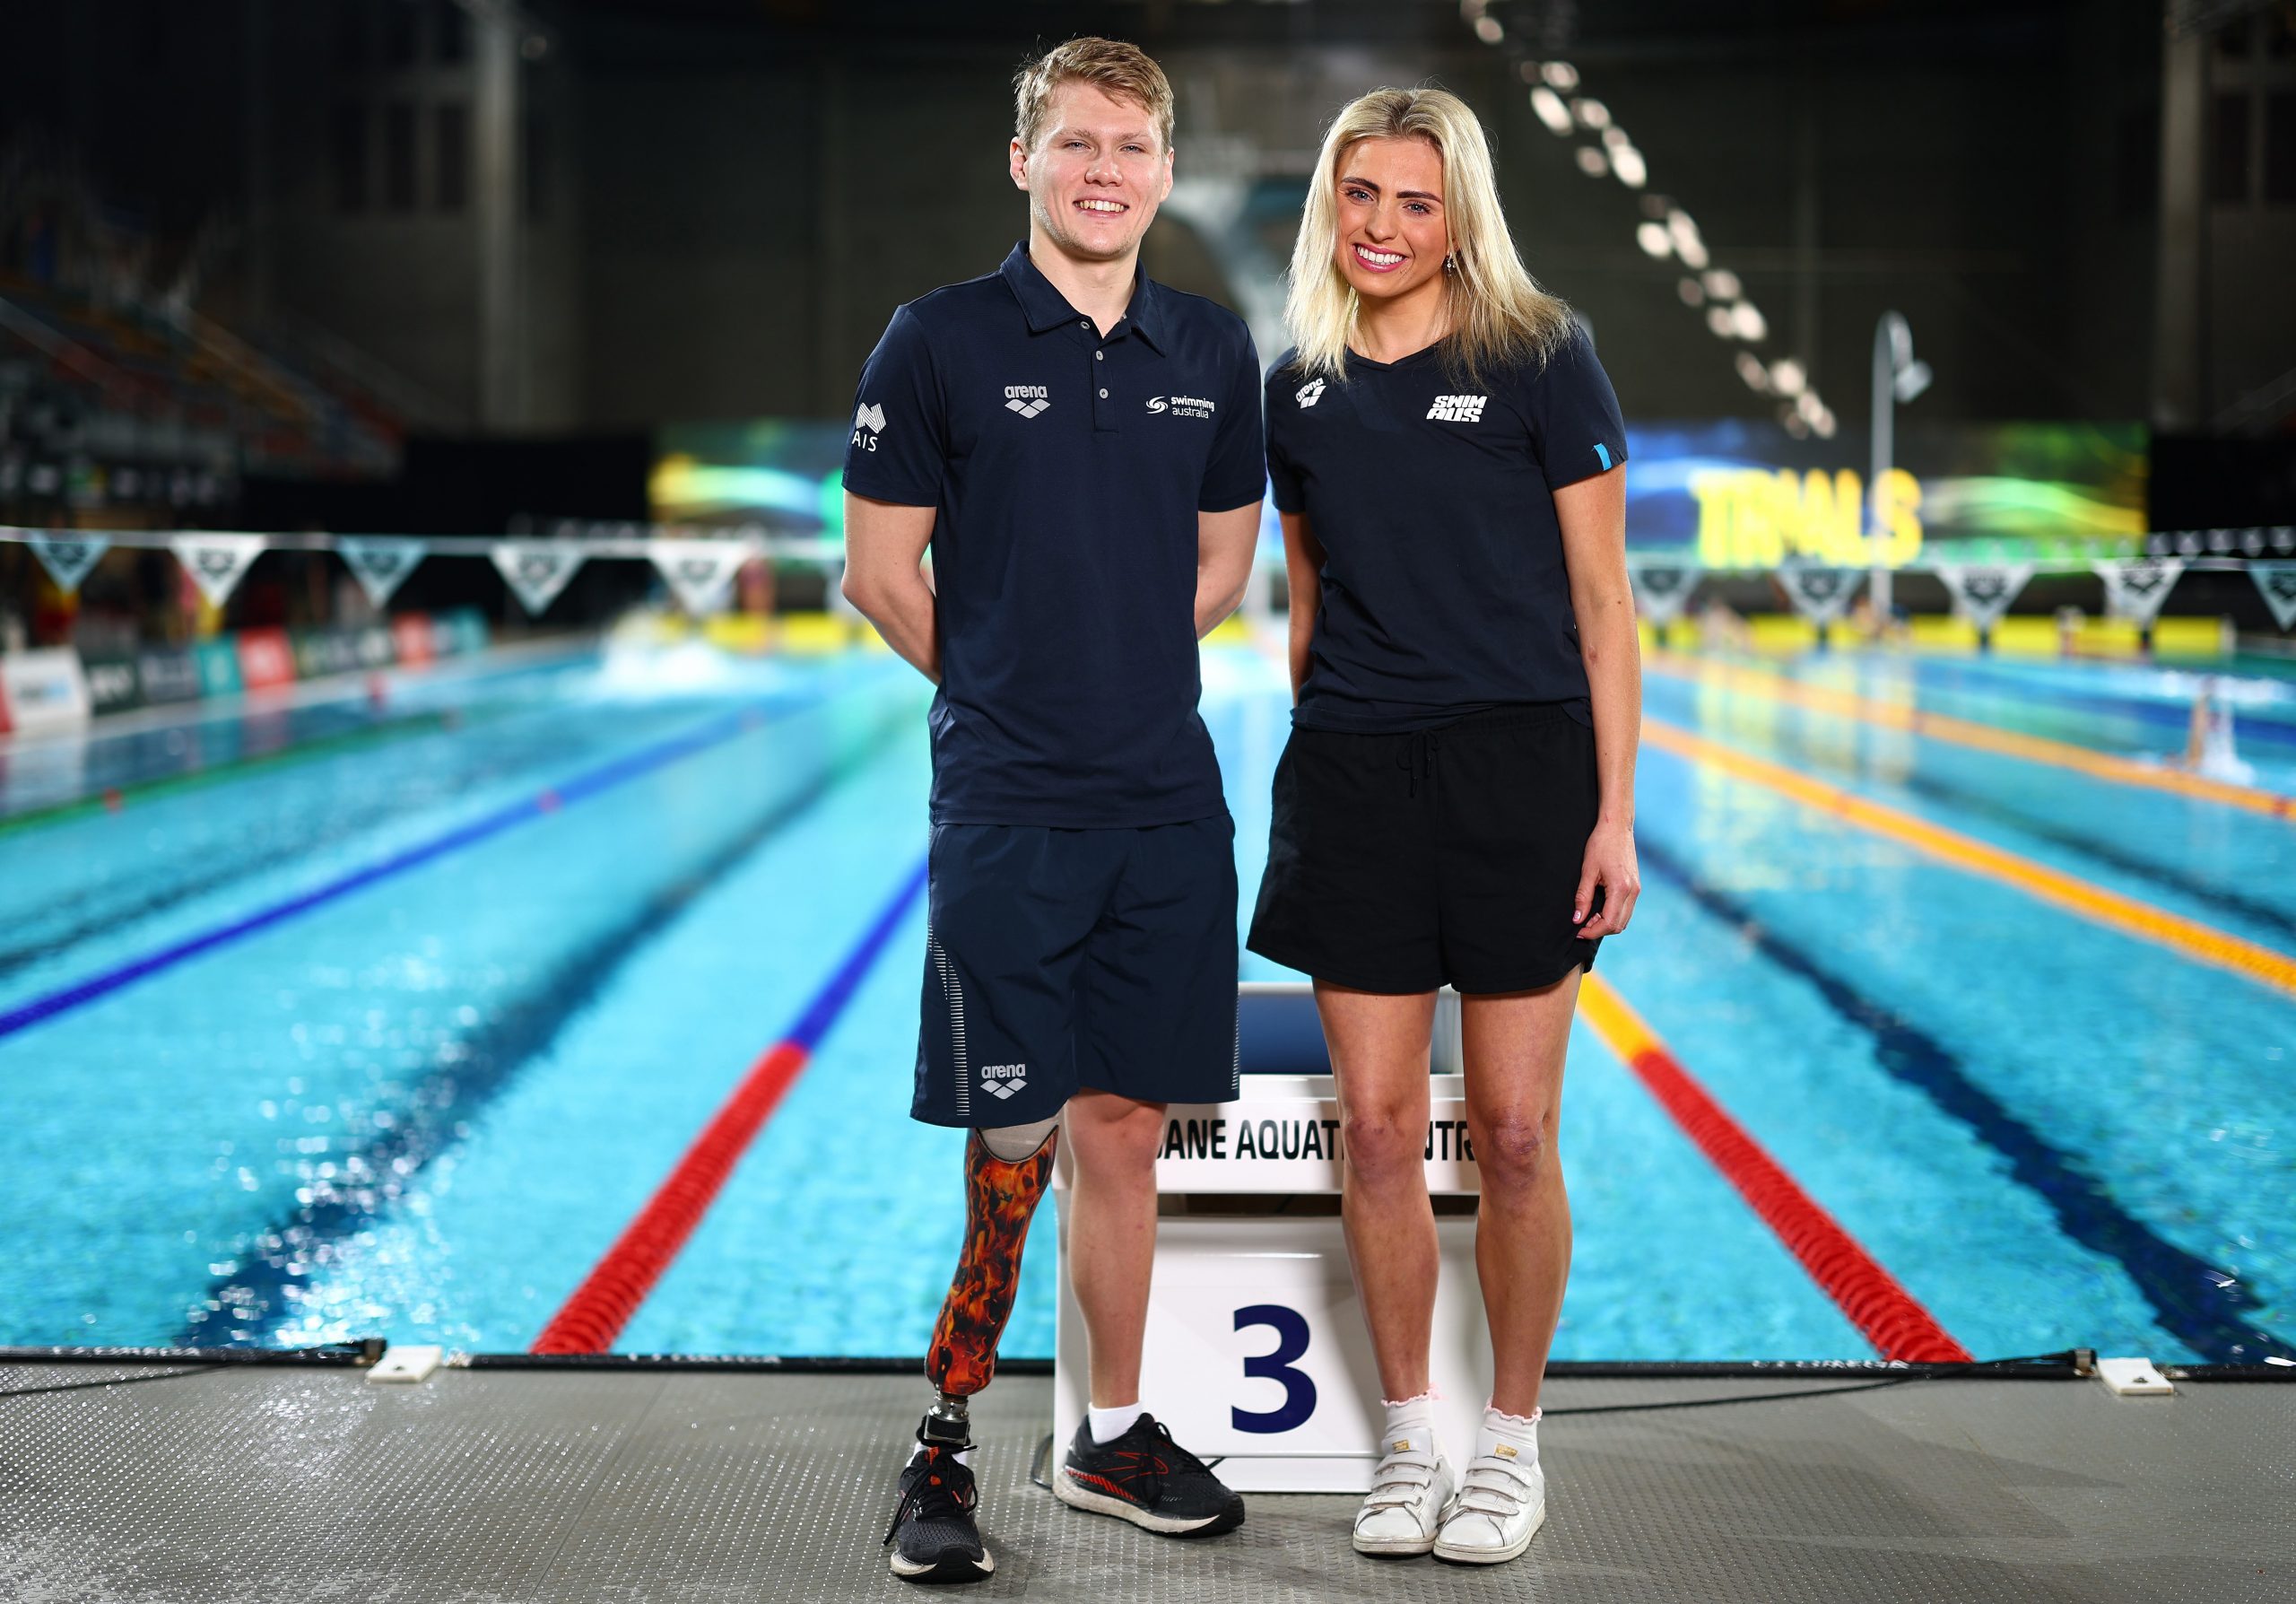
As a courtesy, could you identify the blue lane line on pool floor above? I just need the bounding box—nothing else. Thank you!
[183,710,919,1347]
[1637,834,2288,1364]
[0,698,813,1043]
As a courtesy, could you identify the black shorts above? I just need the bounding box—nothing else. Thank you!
[914,817,1240,1128]
[1247,705,1602,995]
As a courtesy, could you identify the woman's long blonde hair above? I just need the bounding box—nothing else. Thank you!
[1284,87,1573,386]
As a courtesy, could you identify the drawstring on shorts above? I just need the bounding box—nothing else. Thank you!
[1398,728,1440,797]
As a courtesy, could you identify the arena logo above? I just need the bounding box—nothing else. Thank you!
[979,1062,1028,1099]
[1003,385,1050,419]
[1295,377,1326,408]
[1146,394,1216,420]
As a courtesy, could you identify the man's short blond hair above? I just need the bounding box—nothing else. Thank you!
[1013,37,1176,154]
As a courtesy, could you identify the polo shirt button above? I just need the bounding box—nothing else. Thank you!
[1079,320,1090,329]
[1099,388,1109,398]
[1095,350,1104,361]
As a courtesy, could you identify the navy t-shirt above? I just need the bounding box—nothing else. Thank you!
[843,244,1265,827]
[1264,325,1628,731]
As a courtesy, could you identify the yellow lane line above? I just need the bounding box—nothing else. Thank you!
[1640,717,2296,998]
[1647,652,2296,823]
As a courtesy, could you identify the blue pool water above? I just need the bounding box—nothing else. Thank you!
[0,635,2289,1365]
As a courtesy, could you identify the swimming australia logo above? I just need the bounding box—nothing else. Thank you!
[1296,378,1326,408]
[980,1062,1028,1099]
[1004,385,1050,419]
[1148,394,1216,420]
[852,402,885,452]
[1427,394,1488,423]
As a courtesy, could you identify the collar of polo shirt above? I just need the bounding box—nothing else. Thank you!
[997,243,1168,353]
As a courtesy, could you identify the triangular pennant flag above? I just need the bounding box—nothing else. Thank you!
[2251,561,2296,632]
[648,539,749,616]
[1934,562,2033,633]
[1777,565,1862,626]
[2094,557,2186,624]
[491,541,587,615]
[337,536,429,609]
[1627,562,1700,626]
[26,532,109,595]
[170,533,268,609]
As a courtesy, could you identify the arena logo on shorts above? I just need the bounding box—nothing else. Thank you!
[1295,377,1326,408]
[980,1062,1028,1099]
[1426,394,1488,423]
[1004,385,1050,419]
[1147,394,1216,420]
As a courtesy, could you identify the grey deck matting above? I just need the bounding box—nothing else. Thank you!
[1,1364,2289,1602]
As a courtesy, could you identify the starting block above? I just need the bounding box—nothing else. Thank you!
[1054,981,1492,1493]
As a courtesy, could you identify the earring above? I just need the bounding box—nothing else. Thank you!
[1443,253,1456,274]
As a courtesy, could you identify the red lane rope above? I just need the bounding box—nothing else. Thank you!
[1617,1030,1971,1364]
[533,859,929,1355]
[533,1042,810,1354]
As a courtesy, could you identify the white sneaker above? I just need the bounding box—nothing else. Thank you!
[1431,1451,1545,1565]
[1352,1441,1454,1556]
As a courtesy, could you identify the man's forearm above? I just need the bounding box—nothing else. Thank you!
[845,570,943,684]
[1193,567,1250,639]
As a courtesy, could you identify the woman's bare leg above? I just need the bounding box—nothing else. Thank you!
[1459,971,1580,1416]
[1315,981,1439,1401]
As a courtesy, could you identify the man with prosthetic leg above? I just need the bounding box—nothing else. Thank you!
[839,37,1266,1585]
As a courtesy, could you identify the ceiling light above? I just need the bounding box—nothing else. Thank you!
[1638,221,1673,257]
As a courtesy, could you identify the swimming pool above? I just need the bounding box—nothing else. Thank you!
[0,632,2287,1366]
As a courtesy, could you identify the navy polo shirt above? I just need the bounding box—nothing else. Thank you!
[843,244,1264,827]
[1265,324,1628,731]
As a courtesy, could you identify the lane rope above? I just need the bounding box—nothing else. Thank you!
[1639,716,2296,998]
[1578,974,1972,1364]
[532,857,929,1355]
[1648,652,2296,822]
[0,702,805,1042]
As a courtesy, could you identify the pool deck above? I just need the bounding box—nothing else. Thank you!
[3,1360,2288,1602]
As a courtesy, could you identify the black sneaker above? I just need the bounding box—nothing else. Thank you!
[1051,1414,1245,1537]
[884,1442,993,1583]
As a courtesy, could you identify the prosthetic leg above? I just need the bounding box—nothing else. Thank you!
[918,1121,1059,1454]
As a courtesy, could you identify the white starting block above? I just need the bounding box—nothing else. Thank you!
[1053,981,1490,1493]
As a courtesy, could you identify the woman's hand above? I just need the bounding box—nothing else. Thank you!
[1573,820,1640,939]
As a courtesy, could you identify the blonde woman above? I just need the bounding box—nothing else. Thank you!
[1247,87,1639,1565]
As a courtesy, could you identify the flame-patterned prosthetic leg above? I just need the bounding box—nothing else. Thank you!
[917,1127,1058,1450]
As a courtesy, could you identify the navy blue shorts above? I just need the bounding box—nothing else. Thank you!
[914,817,1240,1128]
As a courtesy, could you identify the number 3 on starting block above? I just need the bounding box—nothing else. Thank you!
[1231,1304,1318,1434]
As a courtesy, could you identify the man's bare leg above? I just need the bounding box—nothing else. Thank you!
[1060,1088,1166,1410]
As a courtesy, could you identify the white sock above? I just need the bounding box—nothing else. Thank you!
[1379,1389,1440,1461]
[1472,1402,1541,1471]
[1088,1401,1145,1444]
